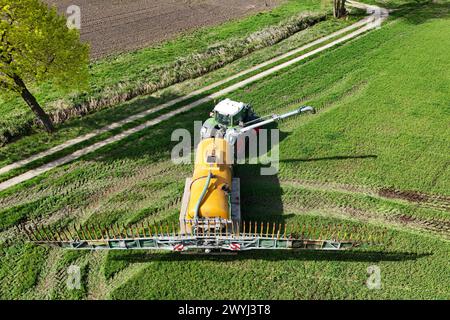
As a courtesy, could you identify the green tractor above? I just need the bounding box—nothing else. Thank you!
[200,98,315,145]
[200,99,258,140]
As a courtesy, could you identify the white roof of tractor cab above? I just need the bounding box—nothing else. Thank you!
[213,99,245,116]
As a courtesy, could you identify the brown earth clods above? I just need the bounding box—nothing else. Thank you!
[379,187,450,211]
[44,0,283,59]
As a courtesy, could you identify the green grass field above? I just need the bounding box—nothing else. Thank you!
[0,0,449,299]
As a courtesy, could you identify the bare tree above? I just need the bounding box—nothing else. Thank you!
[333,0,347,18]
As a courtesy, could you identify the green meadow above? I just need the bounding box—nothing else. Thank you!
[0,1,449,299]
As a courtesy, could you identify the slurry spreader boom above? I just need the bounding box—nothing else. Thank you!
[23,99,366,253]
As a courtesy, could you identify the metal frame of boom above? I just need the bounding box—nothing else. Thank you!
[33,233,357,252]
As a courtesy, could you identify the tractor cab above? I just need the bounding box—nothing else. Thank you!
[212,99,248,127]
[201,99,257,140]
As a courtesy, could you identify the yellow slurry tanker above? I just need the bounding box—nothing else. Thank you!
[24,99,364,253]
[186,138,232,222]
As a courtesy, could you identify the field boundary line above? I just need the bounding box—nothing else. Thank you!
[0,5,376,177]
[0,3,388,192]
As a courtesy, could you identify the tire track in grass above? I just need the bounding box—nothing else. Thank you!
[0,3,387,191]
[280,178,450,212]
[100,259,151,300]
[23,248,65,299]
[86,251,109,300]
[0,161,185,244]
[282,202,450,240]
[2,167,186,298]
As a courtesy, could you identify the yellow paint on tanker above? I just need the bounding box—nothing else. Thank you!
[186,138,232,220]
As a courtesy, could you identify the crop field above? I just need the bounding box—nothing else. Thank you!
[44,0,286,59]
[0,0,449,300]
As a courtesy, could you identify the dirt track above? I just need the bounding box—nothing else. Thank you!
[44,0,282,59]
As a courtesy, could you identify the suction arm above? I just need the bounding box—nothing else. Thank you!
[239,105,316,133]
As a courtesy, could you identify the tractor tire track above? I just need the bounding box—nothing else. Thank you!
[279,178,450,213]
[281,202,450,240]
[0,161,186,244]
[31,249,67,299]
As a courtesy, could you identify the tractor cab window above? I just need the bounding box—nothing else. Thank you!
[233,109,245,125]
[215,112,230,126]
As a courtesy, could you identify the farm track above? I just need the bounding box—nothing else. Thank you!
[0,3,386,192]
[5,172,447,248]
[44,0,284,59]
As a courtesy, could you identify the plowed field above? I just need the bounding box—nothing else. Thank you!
[45,0,283,58]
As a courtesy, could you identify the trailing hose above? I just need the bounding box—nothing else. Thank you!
[194,171,213,220]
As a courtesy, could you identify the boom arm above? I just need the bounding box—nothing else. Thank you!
[226,106,315,144]
[241,106,315,134]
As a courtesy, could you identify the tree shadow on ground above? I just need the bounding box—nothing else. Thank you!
[384,1,450,25]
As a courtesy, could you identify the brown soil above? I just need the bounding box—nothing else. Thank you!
[44,0,283,59]
[379,187,429,203]
[379,187,450,211]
